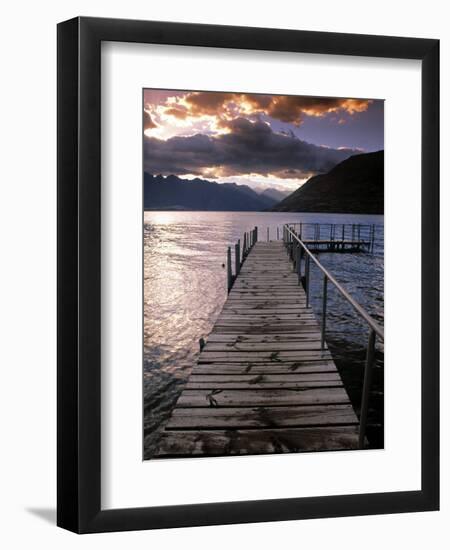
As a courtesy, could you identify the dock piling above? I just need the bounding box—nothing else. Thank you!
[359,329,376,448]
[305,254,310,308]
[227,246,232,292]
[235,240,240,277]
[321,275,328,351]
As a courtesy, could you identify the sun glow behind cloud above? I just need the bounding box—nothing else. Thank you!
[143,89,383,191]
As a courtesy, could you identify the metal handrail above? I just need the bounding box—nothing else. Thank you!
[286,222,376,253]
[285,225,384,340]
[283,223,384,449]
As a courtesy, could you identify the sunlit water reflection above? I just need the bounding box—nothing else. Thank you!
[144,211,384,459]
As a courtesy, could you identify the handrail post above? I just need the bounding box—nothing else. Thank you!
[321,275,328,350]
[255,226,258,243]
[305,254,310,308]
[359,329,376,448]
[227,246,233,293]
[235,240,240,276]
[296,242,301,282]
[299,246,303,280]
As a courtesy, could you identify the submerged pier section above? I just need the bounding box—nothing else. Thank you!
[154,235,364,458]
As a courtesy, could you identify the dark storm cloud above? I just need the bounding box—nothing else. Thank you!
[144,117,358,178]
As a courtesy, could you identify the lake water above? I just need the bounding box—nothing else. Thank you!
[143,211,384,459]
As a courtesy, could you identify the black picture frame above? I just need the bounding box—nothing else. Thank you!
[57,16,439,533]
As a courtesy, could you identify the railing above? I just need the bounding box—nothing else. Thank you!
[283,223,384,449]
[285,222,376,252]
[227,226,258,292]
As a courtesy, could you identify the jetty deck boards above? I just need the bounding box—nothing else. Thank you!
[154,241,360,458]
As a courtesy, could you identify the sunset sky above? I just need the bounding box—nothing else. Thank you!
[143,90,384,192]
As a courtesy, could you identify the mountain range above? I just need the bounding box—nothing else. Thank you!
[271,150,384,214]
[144,150,384,214]
[144,173,287,211]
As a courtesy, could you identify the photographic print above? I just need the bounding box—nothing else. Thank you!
[57,18,439,531]
[143,89,384,460]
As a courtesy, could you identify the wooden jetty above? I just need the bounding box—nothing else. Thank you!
[154,235,363,458]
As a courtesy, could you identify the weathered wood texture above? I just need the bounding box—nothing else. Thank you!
[154,241,359,457]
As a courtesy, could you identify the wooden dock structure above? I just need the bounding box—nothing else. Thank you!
[154,237,363,458]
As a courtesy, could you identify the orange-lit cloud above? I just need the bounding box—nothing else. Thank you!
[144,91,372,134]
[261,96,371,124]
[164,106,189,119]
[182,92,239,117]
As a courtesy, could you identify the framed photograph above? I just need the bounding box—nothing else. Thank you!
[57,17,439,533]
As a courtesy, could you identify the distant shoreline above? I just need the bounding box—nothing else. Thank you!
[144,208,385,216]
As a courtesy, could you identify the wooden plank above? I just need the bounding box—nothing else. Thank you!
[215,313,316,319]
[234,271,295,274]
[233,277,299,281]
[211,325,322,334]
[193,362,338,374]
[237,274,297,278]
[225,300,306,305]
[188,373,341,383]
[233,283,300,288]
[203,342,327,352]
[166,404,357,429]
[216,315,317,322]
[212,325,320,332]
[227,291,303,295]
[185,380,342,390]
[176,387,349,407]
[221,306,310,312]
[206,333,322,342]
[198,351,332,363]
[220,312,312,318]
[154,426,360,456]
[185,372,341,389]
